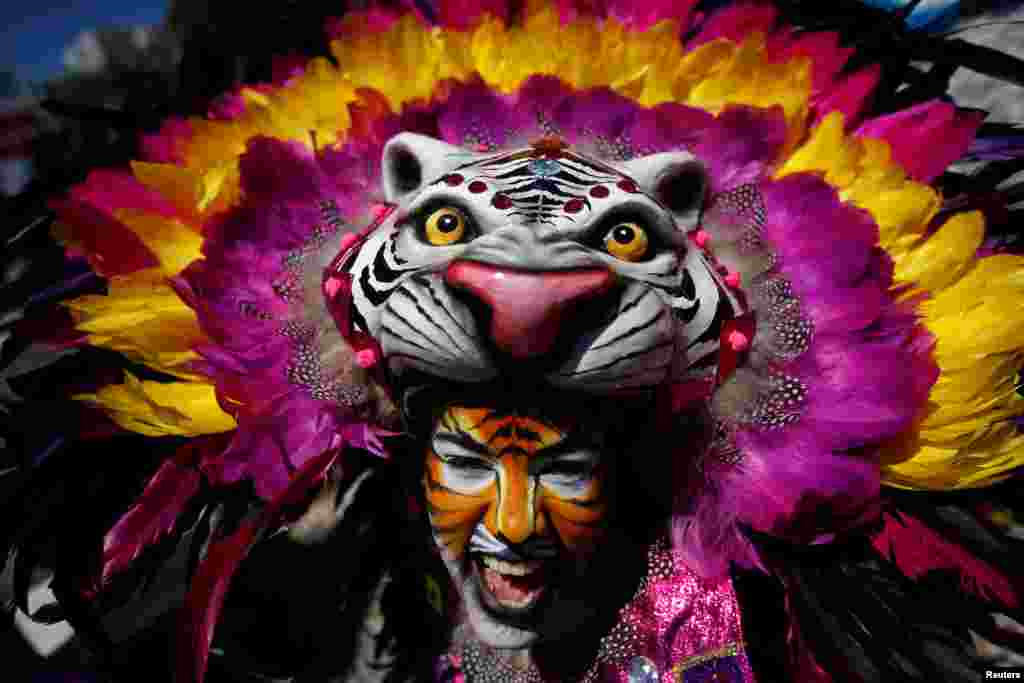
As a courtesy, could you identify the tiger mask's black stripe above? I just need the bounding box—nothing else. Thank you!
[393,287,467,354]
[588,309,666,352]
[373,239,416,283]
[356,238,417,306]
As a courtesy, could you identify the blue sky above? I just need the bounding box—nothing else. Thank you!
[0,0,169,85]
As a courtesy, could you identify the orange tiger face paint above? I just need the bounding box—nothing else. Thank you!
[423,402,610,649]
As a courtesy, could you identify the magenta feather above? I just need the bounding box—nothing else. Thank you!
[437,80,534,149]
[98,442,210,587]
[201,395,345,499]
[70,169,184,220]
[812,66,881,127]
[856,100,984,182]
[168,136,398,502]
[207,92,248,122]
[139,117,192,164]
[48,198,159,277]
[690,1,778,48]
[769,30,853,96]
[431,0,513,29]
[557,0,699,30]
[236,137,336,206]
[674,174,938,578]
[692,105,788,191]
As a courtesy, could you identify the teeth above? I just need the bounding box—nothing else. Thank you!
[480,556,543,576]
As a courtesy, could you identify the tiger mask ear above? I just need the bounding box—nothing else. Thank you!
[381,133,472,204]
[620,152,708,231]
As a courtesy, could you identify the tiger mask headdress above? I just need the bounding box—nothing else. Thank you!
[335,132,745,396]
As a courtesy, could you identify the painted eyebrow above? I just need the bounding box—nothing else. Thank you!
[432,431,494,459]
[435,416,600,459]
[528,437,600,465]
[487,422,546,445]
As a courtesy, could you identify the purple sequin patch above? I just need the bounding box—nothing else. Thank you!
[681,654,745,682]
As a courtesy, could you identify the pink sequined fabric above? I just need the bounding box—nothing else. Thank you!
[586,537,754,682]
[438,538,755,682]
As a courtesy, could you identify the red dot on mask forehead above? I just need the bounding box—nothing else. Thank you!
[564,198,585,213]
[617,179,639,193]
[445,173,464,186]
[492,193,513,209]
[589,185,610,198]
[468,180,487,193]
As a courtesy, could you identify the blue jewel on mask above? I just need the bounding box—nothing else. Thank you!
[528,158,562,177]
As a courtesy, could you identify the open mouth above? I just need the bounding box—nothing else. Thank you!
[472,554,550,613]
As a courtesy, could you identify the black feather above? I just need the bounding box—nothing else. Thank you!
[885,487,1024,583]
[750,529,995,683]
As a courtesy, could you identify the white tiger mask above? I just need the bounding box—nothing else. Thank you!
[342,132,741,393]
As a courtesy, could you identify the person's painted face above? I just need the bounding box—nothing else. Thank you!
[424,403,609,649]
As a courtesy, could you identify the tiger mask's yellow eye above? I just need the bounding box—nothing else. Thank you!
[424,207,468,246]
[604,222,649,262]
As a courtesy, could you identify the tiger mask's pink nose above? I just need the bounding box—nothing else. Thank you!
[444,261,616,359]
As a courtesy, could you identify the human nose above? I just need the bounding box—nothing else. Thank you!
[494,453,536,544]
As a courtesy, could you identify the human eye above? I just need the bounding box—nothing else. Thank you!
[438,452,494,492]
[544,460,592,477]
[540,452,598,485]
[445,455,492,471]
[432,436,494,475]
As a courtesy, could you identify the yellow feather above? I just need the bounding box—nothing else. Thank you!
[630,21,686,106]
[330,4,814,123]
[894,211,984,294]
[686,33,811,125]
[270,58,354,146]
[334,13,448,110]
[64,270,204,379]
[861,185,940,260]
[130,162,209,217]
[671,39,736,102]
[180,117,249,169]
[775,111,859,186]
[929,354,1024,403]
[882,428,1024,490]
[768,97,1024,492]
[112,209,202,275]
[74,372,235,437]
[776,116,941,261]
[882,252,1024,490]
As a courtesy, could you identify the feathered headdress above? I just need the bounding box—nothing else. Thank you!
[3,1,1024,681]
